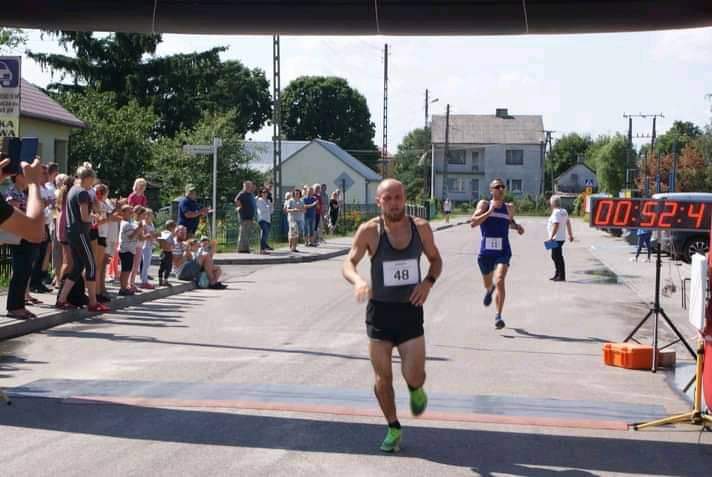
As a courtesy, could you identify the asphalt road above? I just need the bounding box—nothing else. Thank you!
[1,218,710,476]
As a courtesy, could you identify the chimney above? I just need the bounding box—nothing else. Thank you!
[495,108,509,118]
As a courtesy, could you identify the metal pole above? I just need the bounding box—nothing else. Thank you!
[443,104,450,200]
[382,43,389,177]
[626,116,632,190]
[671,136,678,192]
[212,137,218,240]
[425,89,428,129]
[272,34,282,209]
[653,116,660,194]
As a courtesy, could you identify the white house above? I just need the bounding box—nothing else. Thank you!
[243,140,310,174]
[430,108,544,201]
[555,163,598,193]
[279,139,382,204]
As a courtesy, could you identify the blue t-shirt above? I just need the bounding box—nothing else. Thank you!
[178,196,200,232]
[303,196,317,219]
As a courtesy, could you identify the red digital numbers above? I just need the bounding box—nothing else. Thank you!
[639,201,656,227]
[657,201,678,228]
[592,198,708,230]
[687,203,706,229]
[594,199,614,225]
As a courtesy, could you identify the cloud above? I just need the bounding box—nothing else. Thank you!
[653,27,712,64]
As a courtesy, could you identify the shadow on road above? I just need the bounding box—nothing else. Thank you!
[0,397,709,476]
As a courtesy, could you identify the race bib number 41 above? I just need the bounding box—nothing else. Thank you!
[485,237,503,251]
[383,259,419,287]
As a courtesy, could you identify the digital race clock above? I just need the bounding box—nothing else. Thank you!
[589,198,711,231]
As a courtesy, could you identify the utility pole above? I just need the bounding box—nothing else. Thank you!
[382,43,389,178]
[623,115,633,190]
[424,89,429,130]
[542,130,554,195]
[670,136,678,192]
[623,113,663,196]
[442,104,450,200]
[272,34,282,208]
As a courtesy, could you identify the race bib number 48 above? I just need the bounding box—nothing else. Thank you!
[383,259,419,287]
[485,237,503,251]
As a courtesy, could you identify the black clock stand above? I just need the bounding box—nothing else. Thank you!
[623,241,696,372]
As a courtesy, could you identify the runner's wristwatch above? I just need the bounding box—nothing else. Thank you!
[425,275,436,285]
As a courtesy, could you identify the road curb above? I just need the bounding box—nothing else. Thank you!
[0,281,196,341]
[208,220,470,266]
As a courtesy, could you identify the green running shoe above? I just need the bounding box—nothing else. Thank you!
[409,387,428,416]
[380,427,402,453]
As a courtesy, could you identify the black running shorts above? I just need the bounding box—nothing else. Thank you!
[366,300,424,346]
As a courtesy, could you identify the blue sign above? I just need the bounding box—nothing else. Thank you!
[334,172,354,191]
[0,58,20,88]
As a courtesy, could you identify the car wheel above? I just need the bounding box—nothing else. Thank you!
[683,237,709,263]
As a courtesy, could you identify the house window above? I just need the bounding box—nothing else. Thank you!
[470,179,480,199]
[447,149,466,165]
[507,179,523,194]
[471,151,482,172]
[505,149,524,165]
[446,177,465,193]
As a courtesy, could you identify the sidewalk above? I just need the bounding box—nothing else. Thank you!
[0,265,195,341]
[209,216,470,265]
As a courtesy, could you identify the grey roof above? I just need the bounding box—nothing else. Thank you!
[243,140,310,173]
[431,114,544,144]
[311,139,382,182]
[20,79,86,129]
[555,163,596,181]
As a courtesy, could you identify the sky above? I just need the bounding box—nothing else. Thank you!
[9,27,712,150]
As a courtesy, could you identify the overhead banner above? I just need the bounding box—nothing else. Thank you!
[0,56,21,137]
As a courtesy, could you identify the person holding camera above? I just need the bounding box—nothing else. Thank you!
[178,184,209,239]
[0,154,48,320]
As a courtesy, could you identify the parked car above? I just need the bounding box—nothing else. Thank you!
[653,192,712,263]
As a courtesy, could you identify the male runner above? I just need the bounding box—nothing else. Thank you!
[343,178,442,453]
[470,178,524,330]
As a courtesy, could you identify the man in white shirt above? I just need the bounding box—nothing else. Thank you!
[547,195,574,281]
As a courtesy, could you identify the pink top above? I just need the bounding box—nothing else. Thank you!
[128,192,148,207]
[58,205,68,242]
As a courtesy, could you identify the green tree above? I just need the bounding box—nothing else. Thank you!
[655,120,703,156]
[281,76,377,169]
[592,134,630,194]
[547,133,593,180]
[0,28,26,52]
[28,32,271,137]
[56,89,157,195]
[393,128,430,200]
[150,111,262,207]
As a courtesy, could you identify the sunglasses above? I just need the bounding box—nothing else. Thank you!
[491,185,506,190]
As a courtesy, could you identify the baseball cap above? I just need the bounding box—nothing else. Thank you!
[185,184,197,194]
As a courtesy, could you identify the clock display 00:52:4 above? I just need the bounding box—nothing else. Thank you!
[591,199,710,230]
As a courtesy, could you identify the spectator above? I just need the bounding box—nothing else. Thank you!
[5,174,41,317]
[234,180,256,253]
[117,204,143,296]
[139,208,158,289]
[313,184,323,245]
[329,191,340,234]
[94,183,120,302]
[53,174,74,290]
[172,224,188,271]
[128,178,148,207]
[443,198,452,224]
[547,195,574,282]
[178,184,208,239]
[128,205,147,291]
[176,238,199,281]
[286,189,304,252]
[29,165,53,293]
[0,156,47,319]
[302,186,319,247]
[320,183,329,235]
[55,165,110,312]
[196,236,227,289]
[43,163,59,287]
[632,228,653,263]
[256,188,273,254]
[157,220,177,286]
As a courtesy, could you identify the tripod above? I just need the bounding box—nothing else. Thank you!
[632,339,711,430]
[624,242,696,372]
